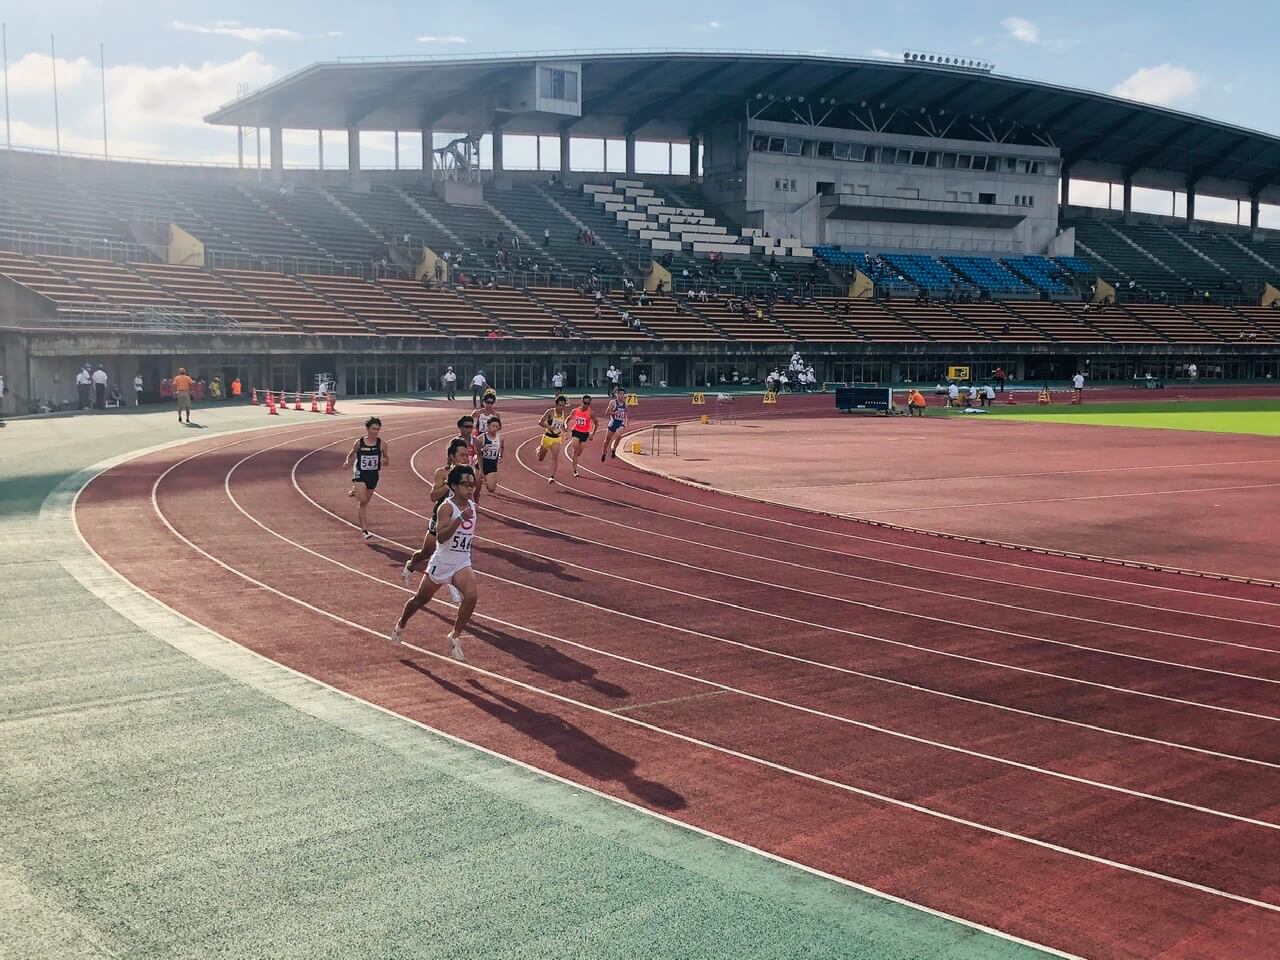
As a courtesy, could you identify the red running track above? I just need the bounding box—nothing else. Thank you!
[76,406,1280,959]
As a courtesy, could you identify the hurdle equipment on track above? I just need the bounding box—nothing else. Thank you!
[651,423,679,456]
[691,392,705,405]
[714,393,737,424]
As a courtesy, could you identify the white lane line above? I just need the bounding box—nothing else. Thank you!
[470,436,1280,693]
[142,432,1280,918]
[372,428,1280,723]
[219,434,1280,833]
[521,438,1280,631]
[490,439,1280,654]
[67,468,1083,960]
[865,480,1280,513]
[346,429,1280,771]
[768,456,1280,489]
[585,427,1280,608]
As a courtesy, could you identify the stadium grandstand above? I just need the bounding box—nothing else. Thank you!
[3,49,1280,412]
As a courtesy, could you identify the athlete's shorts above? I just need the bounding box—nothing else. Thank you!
[571,429,591,443]
[607,418,625,433]
[541,433,563,449]
[427,555,471,585]
[352,470,379,491]
[176,393,192,412]
[481,458,499,475]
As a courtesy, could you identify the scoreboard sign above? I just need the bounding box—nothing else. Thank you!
[835,385,894,415]
[947,365,971,381]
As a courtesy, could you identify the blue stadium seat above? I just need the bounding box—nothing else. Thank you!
[943,256,1033,295]
[1053,256,1096,278]
[884,254,956,294]
[1001,256,1073,294]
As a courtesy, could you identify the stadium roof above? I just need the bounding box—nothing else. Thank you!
[206,51,1280,202]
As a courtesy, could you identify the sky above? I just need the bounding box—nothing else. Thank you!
[2,1,1279,222]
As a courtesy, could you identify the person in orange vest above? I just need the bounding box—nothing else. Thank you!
[231,377,242,400]
[907,389,928,417]
[172,368,194,424]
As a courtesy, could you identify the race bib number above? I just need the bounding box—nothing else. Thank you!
[450,534,472,551]
[359,454,381,471]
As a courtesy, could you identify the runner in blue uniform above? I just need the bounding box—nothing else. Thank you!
[601,386,629,461]
[343,417,388,540]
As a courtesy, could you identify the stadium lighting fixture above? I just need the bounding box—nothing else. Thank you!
[903,49,995,73]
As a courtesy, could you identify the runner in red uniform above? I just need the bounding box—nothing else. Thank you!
[566,395,597,478]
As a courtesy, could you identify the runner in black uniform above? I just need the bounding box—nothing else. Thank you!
[478,416,504,495]
[343,417,388,540]
[402,437,472,603]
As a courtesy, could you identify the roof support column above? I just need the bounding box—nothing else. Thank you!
[1059,166,1071,209]
[269,125,283,177]
[625,133,636,177]
[394,131,400,171]
[491,128,503,173]
[347,127,360,175]
[559,134,571,176]
[318,130,324,171]
[1122,177,1133,218]
[688,133,700,180]
[421,128,433,174]
[1251,195,1261,230]
[1185,182,1196,222]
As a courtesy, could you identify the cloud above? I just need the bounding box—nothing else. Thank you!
[416,35,468,44]
[1002,17,1040,44]
[868,48,897,61]
[171,20,302,42]
[5,51,278,162]
[1111,64,1203,106]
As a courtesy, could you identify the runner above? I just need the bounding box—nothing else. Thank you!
[472,390,500,437]
[601,386,629,462]
[343,417,389,540]
[402,437,471,604]
[536,395,570,484]
[566,394,597,478]
[478,416,504,495]
[391,464,477,660]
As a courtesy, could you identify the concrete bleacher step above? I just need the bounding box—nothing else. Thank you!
[393,187,468,256]
[536,185,636,277]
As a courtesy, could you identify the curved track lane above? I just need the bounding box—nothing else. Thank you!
[76,409,1280,959]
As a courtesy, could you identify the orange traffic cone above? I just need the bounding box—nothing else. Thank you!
[267,392,278,416]
[294,391,303,411]
[324,394,336,415]
[310,392,319,413]
[251,387,259,405]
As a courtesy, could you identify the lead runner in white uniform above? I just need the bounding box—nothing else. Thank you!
[391,465,478,659]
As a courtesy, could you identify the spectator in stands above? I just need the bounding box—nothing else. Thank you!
[434,259,444,283]
[76,365,91,410]
[543,227,551,248]
[92,365,109,410]
[734,266,742,284]
[487,329,500,339]
[133,372,144,406]
[639,289,650,306]
[907,389,928,416]
[993,367,1007,393]
[656,279,665,296]
[471,370,488,407]
[607,365,621,388]
[443,367,457,401]
[594,303,603,322]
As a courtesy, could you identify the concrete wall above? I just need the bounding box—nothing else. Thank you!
[702,119,1061,254]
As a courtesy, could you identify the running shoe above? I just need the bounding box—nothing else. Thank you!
[389,623,403,645]
[362,530,373,540]
[347,488,355,498]
[610,451,617,459]
[547,476,555,484]
[447,584,462,604]
[400,561,414,585]
[448,632,465,661]
[600,453,606,462]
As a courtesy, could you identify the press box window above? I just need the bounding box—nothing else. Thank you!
[540,67,579,102]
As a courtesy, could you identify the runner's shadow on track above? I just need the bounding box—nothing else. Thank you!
[366,540,409,567]
[466,622,628,699]
[481,544,582,583]
[484,513,584,550]
[404,664,684,811]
